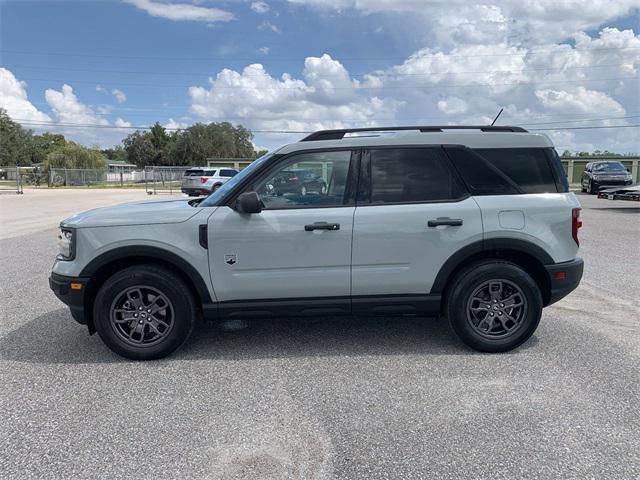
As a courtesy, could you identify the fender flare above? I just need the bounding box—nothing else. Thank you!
[79,245,213,304]
[430,238,554,294]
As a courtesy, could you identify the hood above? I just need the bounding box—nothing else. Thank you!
[61,199,201,228]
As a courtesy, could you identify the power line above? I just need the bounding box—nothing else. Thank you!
[13,119,640,133]
[2,46,638,61]
[18,75,639,90]
[4,62,635,79]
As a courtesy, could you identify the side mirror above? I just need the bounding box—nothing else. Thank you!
[627,168,631,173]
[236,191,262,214]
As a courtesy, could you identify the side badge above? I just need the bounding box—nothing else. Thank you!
[224,254,237,266]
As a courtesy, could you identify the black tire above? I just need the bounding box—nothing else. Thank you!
[444,260,542,353]
[93,265,196,360]
[588,180,596,195]
[212,183,222,192]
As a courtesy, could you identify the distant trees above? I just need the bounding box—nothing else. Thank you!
[561,150,628,157]
[122,121,258,167]
[43,143,106,170]
[0,108,34,166]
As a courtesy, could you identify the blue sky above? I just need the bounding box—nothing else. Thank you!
[1,0,639,153]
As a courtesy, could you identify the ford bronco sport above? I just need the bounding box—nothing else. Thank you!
[50,126,584,360]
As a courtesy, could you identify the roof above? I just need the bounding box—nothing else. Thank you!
[279,128,553,154]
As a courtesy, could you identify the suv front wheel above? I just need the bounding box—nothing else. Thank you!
[445,260,542,352]
[93,265,197,360]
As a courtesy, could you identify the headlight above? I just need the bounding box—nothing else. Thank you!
[57,228,75,260]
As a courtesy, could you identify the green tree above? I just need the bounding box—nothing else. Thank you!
[0,108,34,166]
[100,145,128,162]
[31,132,67,164]
[121,123,169,167]
[44,142,106,170]
[163,122,256,166]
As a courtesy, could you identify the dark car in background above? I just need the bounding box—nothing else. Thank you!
[581,161,633,194]
[269,168,327,196]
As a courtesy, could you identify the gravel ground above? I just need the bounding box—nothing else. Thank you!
[0,190,638,479]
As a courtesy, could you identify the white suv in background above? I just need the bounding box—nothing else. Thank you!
[50,126,583,360]
[181,167,238,196]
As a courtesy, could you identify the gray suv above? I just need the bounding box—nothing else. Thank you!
[50,126,583,360]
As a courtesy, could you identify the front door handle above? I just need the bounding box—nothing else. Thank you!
[428,217,463,227]
[305,222,340,231]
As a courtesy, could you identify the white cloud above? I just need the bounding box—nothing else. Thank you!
[188,55,401,141]
[45,84,109,125]
[114,117,132,128]
[123,0,234,23]
[164,118,189,130]
[112,89,127,103]
[251,1,270,14]
[535,87,626,115]
[258,21,281,34]
[288,0,639,45]
[258,46,270,55]
[0,68,51,123]
[437,97,468,115]
[95,84,108,95]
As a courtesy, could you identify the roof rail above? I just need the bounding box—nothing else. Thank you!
[300,125,528,142]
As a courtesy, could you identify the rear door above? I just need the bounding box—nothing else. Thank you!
[351,147,482,308]
[208,149,358,310]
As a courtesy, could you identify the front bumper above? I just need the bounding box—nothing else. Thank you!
[545,257,584,306]
[49,273,89,325]
[592,179,633,190]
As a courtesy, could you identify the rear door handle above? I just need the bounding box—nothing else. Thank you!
[304,222,340,231]
[428,217,463,227]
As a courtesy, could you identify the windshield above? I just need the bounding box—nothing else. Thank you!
[593,162,626,172]
[199,152,277,207]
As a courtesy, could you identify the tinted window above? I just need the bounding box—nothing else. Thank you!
[368,148,466,204]
[204,170,216,176]
[184,169,204,177]
[250,150,352,209]
[445,147,519,196]
[219,169,238,177]
[475,148,558,194]
[593,162,626,172]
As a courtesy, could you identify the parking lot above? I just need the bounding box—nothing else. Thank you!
[1,189,638,479]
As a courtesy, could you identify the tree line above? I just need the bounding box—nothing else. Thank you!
[0,108,266,170]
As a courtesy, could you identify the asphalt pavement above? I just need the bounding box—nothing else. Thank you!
[0,190,638,479]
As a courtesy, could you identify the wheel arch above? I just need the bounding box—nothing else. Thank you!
[80,246,213,333]
[431,239,553,308]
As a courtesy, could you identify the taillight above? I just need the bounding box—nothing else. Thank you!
[200,177,208,184]
[572,208,582,246]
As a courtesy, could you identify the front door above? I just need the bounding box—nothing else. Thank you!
[351,147,482,309]
[208,149,357,313]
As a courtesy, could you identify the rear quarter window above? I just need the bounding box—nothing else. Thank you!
[474,148,560,194]
[219,169,238,177]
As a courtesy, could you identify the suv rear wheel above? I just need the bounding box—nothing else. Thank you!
[93,265,196,360]
[444,260,542,352]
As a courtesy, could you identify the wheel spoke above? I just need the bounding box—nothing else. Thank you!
[489,281,503,301]
[111,286,174,346]
[466,279,527,338]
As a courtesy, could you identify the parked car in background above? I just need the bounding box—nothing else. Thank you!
[581,161,633,194]
[265,168,327,196]
[181,168,238,196]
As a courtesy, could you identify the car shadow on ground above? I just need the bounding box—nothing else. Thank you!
[0,308,538,364]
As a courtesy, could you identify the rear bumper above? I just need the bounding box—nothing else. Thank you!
[545,257,584,306]
[49,273,89,325]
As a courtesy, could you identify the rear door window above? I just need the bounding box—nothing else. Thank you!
[184,169,204,177]
[364,148,467,204]
[474,148,559,194]
[219,169,238,177]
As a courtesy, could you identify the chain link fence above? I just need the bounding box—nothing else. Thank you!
[48,168,146,187]
[0,166,24,194]
[144,166,192,195]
